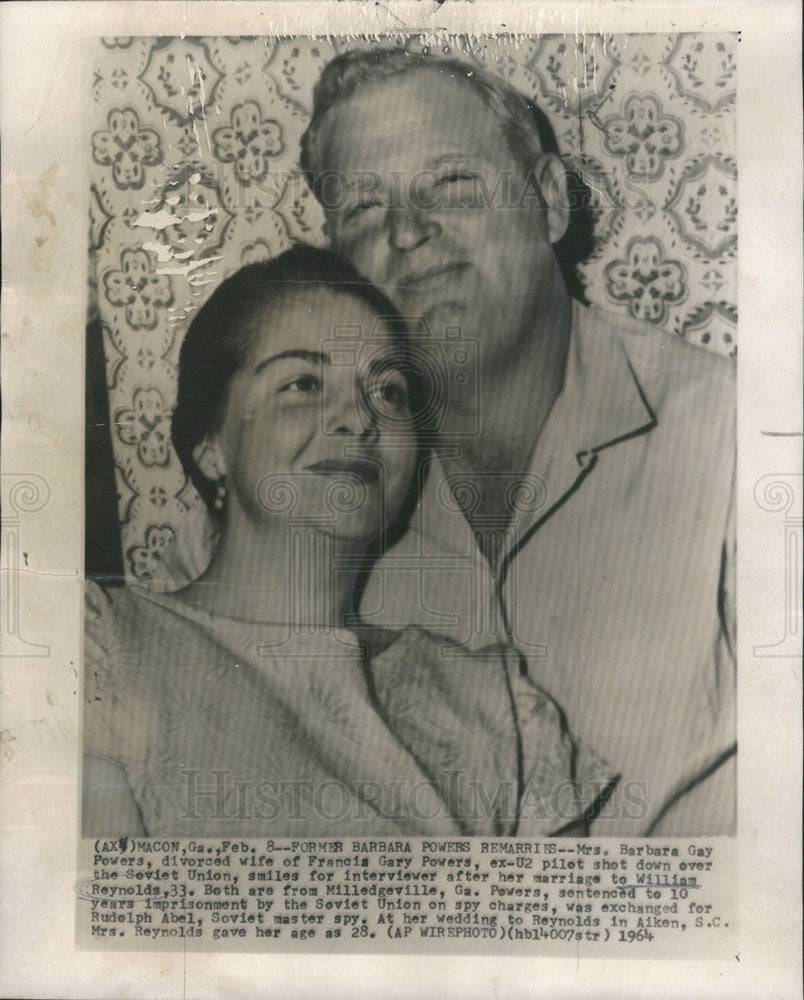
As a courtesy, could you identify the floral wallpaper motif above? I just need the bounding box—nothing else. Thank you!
[103,248,174,330]
[602,95,683,179]
[115,387,172,468]
[92,107,164,190]
[212,100,285,184]
[88,33,737,583]
[126,523,177,581]
[604,237,687,326]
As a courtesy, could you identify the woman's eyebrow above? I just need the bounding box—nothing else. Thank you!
[253,349,329,374]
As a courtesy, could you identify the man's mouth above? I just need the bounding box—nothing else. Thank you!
[305,459,380,484]
[397,262,470,292]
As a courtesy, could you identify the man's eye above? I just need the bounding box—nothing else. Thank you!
[281,375,321,394]
[436,171,474,186]
[345,199,381,223]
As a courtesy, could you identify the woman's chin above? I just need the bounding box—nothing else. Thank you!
[282,503,387,546]
[328,514,386,547]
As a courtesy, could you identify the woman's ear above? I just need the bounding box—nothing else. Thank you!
[533,152,571,245]
[192,437,227,482]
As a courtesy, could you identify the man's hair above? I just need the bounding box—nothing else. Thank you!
[171,243,409,522]
[300,48,558,193]
[299,47,594,302]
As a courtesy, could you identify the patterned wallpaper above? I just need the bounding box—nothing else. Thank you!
[87,33,738,583]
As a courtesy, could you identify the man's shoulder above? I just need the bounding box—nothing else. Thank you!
[580,304,735,406]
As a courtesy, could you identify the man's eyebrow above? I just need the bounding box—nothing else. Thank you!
[364,351,405,379]
[430,153,482,166]
[253,349,329,374]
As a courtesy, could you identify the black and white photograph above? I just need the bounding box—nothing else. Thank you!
[83,33,736,840]
[0,0,801,996]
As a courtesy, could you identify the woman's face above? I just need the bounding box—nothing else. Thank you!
[208,287,418,542]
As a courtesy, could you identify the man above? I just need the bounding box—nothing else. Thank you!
[298,48,736,836]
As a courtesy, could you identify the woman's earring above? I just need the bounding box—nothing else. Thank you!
[214,479,226,511]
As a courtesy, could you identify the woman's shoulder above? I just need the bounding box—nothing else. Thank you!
[84,579,124,662]
[85,578,147,618]
[83,582,166,768]
[84,579,181,680]
[85,578,186,628]
[368,627,519,714]
[86,579,148,639]
[373,626,515,669]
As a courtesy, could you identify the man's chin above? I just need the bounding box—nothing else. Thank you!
[415,300,468,331]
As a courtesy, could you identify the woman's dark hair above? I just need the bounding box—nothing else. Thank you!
[171,243,420,522]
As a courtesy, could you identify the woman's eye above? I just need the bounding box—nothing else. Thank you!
[281,375,321,394]
[369,379,408,409]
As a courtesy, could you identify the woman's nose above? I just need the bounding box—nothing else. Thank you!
[323,383,377,438]
[387,205,441,252]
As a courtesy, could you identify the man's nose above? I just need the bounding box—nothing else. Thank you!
[387,205,440,252]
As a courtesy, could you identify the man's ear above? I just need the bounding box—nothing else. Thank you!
[192,437,227,482]
[533,152,571,245]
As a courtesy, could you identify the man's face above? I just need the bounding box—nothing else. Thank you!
[316,69,561,371]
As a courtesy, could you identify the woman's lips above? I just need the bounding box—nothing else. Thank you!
[305,459,380,484]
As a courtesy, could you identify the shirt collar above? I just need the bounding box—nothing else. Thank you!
[539,301,657,467]
[415,303,658,555]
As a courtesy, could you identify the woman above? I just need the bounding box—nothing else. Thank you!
[83,245,615,838]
